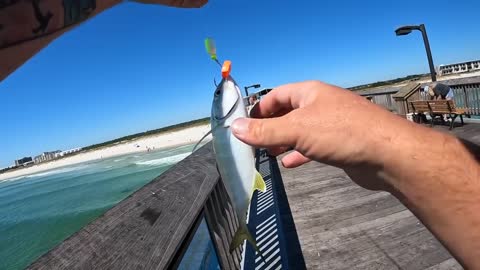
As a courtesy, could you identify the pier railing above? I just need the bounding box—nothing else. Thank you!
[358,77,480,117]
[418,81,480,116]
[450,83,480,115]
[27,142,242,270]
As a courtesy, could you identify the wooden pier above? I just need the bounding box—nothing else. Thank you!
[278,123,480,269]
[27,144,233,269]
[27,122,480,269]
[357,75,480,118]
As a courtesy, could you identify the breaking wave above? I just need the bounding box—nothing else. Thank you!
[0,165,89,183]
[24,165,89,179]
[135,153,190,166]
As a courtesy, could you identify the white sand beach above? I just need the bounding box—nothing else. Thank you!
[0,124,212,181]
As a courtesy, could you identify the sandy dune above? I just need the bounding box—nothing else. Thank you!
[0,124,212,181]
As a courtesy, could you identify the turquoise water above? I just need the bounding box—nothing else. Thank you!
[0,144,199,269]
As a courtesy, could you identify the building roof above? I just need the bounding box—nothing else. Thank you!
[354,86,401,96]
[420,76,480,87]
[438,59,480,67]
[392,83,421,99]
[355,76,480,97]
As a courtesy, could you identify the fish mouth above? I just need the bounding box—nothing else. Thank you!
[213,78,241,121]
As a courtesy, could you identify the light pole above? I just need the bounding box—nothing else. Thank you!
[244,84,261,97]
[395,24,437,82]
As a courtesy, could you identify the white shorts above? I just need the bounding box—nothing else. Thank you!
[446,89,454,100]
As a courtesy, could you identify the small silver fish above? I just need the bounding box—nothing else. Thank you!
[192,60,266,254]
[211,75,266,253]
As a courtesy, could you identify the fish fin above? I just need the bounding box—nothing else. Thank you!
[229,224,266,261]
[253,170,266,193]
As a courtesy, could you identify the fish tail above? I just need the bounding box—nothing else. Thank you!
[253,170,266,193]
[230,224,265,260]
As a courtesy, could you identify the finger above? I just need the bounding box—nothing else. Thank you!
[184,0,208,8]
[250,103,290,119]
[137,0,207,8]
[250,81,313,118]
[274,108,292,118]
[267,146,290,156]
[231,117,297,148]
[281,151,311,168]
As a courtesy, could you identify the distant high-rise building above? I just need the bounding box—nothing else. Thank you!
[56,147,82,158]
[14,157,33,166]
[438,60,480,76]
[34,151,61,164]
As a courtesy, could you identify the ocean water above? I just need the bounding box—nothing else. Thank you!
[0,144,218,269]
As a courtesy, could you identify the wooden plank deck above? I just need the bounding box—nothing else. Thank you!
[278,122,480,269]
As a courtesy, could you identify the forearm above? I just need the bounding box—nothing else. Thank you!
[378,118,480,268]
[0,0,206,82]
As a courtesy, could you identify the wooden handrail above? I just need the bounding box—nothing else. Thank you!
[27,142,241,269]
[450,83,480,115]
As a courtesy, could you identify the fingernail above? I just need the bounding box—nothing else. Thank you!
[232,118,249,137]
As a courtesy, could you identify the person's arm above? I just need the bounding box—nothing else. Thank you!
[231,80,480,269]
[377,113,480,268]
[0,0,207,82]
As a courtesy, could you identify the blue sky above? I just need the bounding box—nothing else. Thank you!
[0,0,479,167]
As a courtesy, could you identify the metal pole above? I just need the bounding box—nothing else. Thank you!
[244,87,249,106]
[419,24,437,82]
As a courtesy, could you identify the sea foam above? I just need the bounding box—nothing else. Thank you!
[135,153,190,166]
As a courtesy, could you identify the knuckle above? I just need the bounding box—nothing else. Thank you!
[284,113,303,144]
[305,80,323,90]
[285,112,301,129]
[250,120,265,143]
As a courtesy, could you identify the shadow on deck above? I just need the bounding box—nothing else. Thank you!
[278,122,480,269]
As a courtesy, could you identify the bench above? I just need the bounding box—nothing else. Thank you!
[409,100,468,130]
[409,101,430,123]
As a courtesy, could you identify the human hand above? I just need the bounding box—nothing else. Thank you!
[232,81,480,268]
[231,80,413,191]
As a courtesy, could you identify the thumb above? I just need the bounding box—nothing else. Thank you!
[231,117,297,148]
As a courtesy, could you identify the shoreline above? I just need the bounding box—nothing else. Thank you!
[0,124,212,182]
